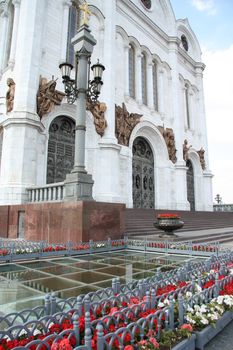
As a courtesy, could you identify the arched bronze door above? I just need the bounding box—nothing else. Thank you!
[47,116,75,184]
[132,137,155,208]
[186,159,195,211]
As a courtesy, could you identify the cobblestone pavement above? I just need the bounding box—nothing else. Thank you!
[204,320,233,349]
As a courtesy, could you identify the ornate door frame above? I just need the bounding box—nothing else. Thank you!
[186,159,195,211]
[132,137,155,208]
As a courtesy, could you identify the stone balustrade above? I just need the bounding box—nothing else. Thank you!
[27,182,65,202]
[214,204,233,212]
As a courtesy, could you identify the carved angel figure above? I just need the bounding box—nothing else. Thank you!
[6,78,15,113]
[115,103,142,146]
[37,77,65,118]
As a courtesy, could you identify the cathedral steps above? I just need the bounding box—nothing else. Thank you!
[125,209,233,245]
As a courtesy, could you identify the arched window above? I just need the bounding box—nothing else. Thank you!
[129,44,135,99]
[47,116,75,184]
[152,60,158,111]
[185,83,190,129]
[66,1,81,65]
[141,52,147,105]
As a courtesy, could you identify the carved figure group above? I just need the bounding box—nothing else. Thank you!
[183,139,192,161]
[86,100,107,137]
[37,77,65,118]
[115,103,142,146]
[158,126,177,163]
[6,78,15,113]
[197,147,206,170]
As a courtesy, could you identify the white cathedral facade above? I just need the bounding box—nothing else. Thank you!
[0,0,213,211]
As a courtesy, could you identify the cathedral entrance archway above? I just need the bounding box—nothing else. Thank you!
[132,137,155,208]
[47,116,75,184]
[186,159,195,211]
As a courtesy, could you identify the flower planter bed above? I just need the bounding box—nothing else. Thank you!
[172,334,196,350]
[194,311,233,350]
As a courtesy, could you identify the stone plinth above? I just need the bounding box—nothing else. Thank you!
[0,201,125,243]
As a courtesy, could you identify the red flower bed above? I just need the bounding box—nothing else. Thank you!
[157,213,180,219]
[0,249,8,256]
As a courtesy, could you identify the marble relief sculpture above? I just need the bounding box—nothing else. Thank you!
[37,77,65,118]
[115,103,142,146]
[6,78,15,113]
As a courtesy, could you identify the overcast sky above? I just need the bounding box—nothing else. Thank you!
[171,0,233,204]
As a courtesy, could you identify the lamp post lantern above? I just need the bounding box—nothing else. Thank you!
[59,4,105,201]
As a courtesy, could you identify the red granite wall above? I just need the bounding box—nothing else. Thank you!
[0,201,125,243]
[0,205,9,238]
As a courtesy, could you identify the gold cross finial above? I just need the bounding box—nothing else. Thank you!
[79,1,92,26]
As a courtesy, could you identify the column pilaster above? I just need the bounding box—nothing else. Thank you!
[8,0,21,69]
[60,0,72,62]
[135,50,142,105]
[147,60,154,109]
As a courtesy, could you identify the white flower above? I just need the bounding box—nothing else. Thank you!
[187,305,194,313]
[194,305,200,311]
[18,329,27,337]
[158,302,164,308]
[186,291,192,298]
[33,329,42,336]
[200,317,209,325]
[195,284,202,293]
[200,304,207,313]
[164,298,170,306]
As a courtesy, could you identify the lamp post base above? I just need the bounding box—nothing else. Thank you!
[64,171,94,201]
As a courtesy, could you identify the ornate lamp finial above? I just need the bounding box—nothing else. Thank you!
[79,1,92,26]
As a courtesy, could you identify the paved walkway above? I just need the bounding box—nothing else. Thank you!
[204,319,233,349]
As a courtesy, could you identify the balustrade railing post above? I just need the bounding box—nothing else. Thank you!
[76,296,83,316]
[116,277,121,294]
[89,239,94,253]
[84,295,91,314]
[151,288,156,309]
[44,294,50,315]
[50,293,57,315]
[214,273,220,297]
[96,323,104,350]
[145,291,150,310]
[178,293,184,326]
[169,296,174,329]
[138,280,144,300]
[72,313,80,345]
[84,327,92,350]
[112,278,117,294]
[198,272,202,288]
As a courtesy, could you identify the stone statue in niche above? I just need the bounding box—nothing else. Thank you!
[197,147,206,170]
[115,103,142,146]
[37,77,65,118]
[86,100,107,137]
[158,125,177,163]
[6,78,16,113]
[183,139,192,161]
